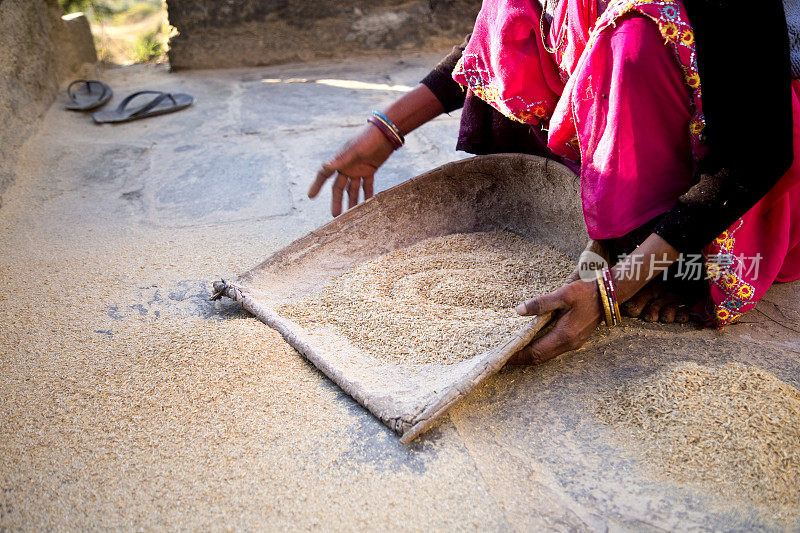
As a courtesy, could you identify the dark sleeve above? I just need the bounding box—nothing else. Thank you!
[654,0,794,252]
[420,34,470,113]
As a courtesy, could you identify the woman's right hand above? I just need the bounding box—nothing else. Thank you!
[307,84,447,217]
[308,124,395,217]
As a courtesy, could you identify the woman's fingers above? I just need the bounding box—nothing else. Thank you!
[362,176,374,200]
[347,177,361,209]
[516,288,569,316]
[508,280,602,366]
[330,172,349,217]
[510,322,576,365]
[308,164,335,199]
[309,146,353,199]
[333,174,370,215]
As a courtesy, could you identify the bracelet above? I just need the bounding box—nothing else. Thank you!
[601,267,623,325]
[371,110,405,147]
[372,111,405,145]
[595,269,614,327]
[367,116,403,150]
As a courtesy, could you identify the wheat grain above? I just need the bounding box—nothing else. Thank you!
[596,362,800,519]
[280,231,574,365]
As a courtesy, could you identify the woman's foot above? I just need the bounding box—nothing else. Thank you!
[621,277,702,324]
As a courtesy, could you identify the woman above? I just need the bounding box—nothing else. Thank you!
[309,0,799,364]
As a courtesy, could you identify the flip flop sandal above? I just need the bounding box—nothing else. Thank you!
[92,90,194,124]
[65,79,113,111]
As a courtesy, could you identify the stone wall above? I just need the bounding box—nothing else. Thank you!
[165,0,481,70]
[0,0,96,207]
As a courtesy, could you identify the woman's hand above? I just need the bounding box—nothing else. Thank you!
[308,84,446,217]
[508,233,682,365]
[508,279,603,365]
[308,125,394,217]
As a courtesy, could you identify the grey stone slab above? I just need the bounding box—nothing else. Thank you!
[269,116,466,209]
[104,279,248,322]
[232,54,438,87]
[47,141,150,194]
[235,53,454,135]
[239,77,408,134]
[10,138,152,228]
[142,139,294,227]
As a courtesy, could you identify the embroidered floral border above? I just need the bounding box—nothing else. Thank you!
[592,0,706,156]
[452,53,554,125]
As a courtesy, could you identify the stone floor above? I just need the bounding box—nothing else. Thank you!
[1,53,799,530]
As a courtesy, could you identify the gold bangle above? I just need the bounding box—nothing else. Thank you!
[595,269,613,327]
[602,267,623,324]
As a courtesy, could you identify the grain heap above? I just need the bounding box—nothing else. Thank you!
[280,231,574,365]
[596,362,800,518]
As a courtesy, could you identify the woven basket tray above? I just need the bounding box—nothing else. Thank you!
[213,154,587,443]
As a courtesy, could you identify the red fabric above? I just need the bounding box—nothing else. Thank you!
[548,15,697,239]
[546,6,800,327]
[451,0,565,124]
[701,80,800,326]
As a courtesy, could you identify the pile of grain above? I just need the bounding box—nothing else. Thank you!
[596,362,800,517]
[280,231,574,365]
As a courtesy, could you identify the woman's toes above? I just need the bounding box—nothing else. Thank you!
[659,303,678,323]
[622,277,697,325]
[675,306,691,324]
[622,285,655,317]
[641,300,664,322]
[621,301,639,317]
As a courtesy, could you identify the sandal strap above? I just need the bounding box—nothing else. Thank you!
[117,90,176,117]
[67,80,107,102]
[67,79,91,102]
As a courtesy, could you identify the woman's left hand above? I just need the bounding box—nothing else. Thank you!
[508,279,603,365]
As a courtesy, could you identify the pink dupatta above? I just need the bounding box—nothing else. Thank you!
[451,0,567,124]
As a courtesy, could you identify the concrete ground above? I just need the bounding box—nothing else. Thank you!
[1,53,799,530]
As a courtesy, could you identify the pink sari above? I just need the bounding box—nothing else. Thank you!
[452,0,800,327]
[451,0,565,124]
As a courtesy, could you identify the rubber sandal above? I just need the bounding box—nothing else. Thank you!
[65,79,113,111]
[92,90,194,124]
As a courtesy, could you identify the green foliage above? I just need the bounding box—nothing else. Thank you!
[130,30,164,63]
[60,0,166,64]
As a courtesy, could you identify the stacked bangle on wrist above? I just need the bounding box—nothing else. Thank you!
[595,269,614,326]
[602,267,622,324]
[367,110,405,150]
[595,267,623,326]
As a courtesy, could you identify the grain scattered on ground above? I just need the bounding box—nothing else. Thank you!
[280,231,574,365]
[595,362,800,520]
[0,187,501,530]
